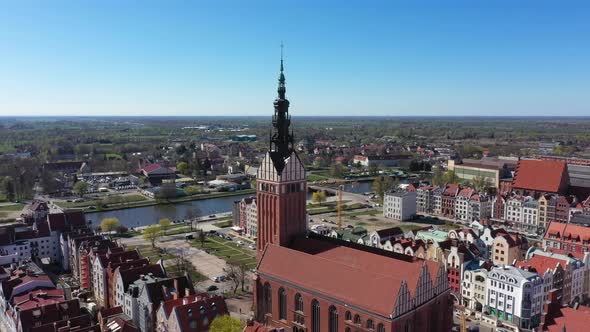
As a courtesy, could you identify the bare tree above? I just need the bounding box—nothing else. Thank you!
[185,207,201,231]
[197,228,207,248]
[173,248,190,276]
[224,261,247,294]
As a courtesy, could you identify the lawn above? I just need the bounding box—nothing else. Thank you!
[191,237,257,269]
[0,203,25,212]
[341,209,380,217]
[212,220,233,228]
[307,173,330,182]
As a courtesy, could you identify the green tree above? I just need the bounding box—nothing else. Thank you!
[372,176,398,202]
[2,177,16,201]
[39,171,60,194]
[176,161,189,175]
[159,218,172,235]
[101,218,120,239]
[73,181,89,197]
[368,163,379,176]
[210,315,244,332]
[432,167,444,186]
[472,175,491,192]
[143,224,162,248]
[442,170,460,185]
[312,191,327,205]
[184,185,201,195]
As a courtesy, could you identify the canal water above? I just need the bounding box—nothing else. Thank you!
[87,191,314,228]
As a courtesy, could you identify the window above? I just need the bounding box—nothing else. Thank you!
[295,293,303,312]
[345,311,352,321]
[367,319,374,330]
[312,300,320,332]
[329,306,338,332]
[378,323,385,332]
[278,288,287,320]
[264,283,272,314]
[354,314,361,325]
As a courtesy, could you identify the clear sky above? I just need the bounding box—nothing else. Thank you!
[1,0,589,117]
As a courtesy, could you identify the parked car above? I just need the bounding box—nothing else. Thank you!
[206,285,218,292]
[185,234,194,240]
[237,240,244,245]
[209,214,216,218]
[248,244,256,250]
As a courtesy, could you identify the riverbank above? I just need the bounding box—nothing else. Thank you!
[78,189,256,214]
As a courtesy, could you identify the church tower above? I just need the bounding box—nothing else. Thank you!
[256,52,307,258]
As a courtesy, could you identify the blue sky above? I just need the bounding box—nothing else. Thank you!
[1,0,589,116]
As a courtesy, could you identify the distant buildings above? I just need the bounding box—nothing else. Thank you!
[448,157,517,188]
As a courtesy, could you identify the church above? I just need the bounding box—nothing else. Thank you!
[252,57,453,332]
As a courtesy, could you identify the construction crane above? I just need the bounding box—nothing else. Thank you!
[460,310,467,332]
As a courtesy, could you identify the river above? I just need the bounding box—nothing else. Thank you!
[87,191,313,228]
[86,193,256,228]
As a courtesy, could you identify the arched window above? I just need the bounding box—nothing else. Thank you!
[345,328,351,332]
[329,306,338,332]
[345,311,352,321]
[311,300,320,332]
[295,293,303,312]
[278,288,287,320]
[354,314,361,325]
[367,319,374,330]
[378,323,385,332]
[263,283,272,314]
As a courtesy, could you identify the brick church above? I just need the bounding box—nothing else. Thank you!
[252,56,453,332]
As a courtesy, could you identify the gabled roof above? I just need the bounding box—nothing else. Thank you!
[512,159,568,193]
[259,238,441,317]
[515,254,564,275]
[544,305,590,332]
[12,289,65,310]
[376,226,404,239]
[143,276,195,306]
[117,264,166,291]
[443,184,459,197]
[18,299,81,332]
[171,295,227,332]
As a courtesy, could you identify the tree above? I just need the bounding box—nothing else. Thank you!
[73,181,89,197]
[157,182,177,201]
[101,218,120,239]
[173,248,190,276]
[159,218,172,236]
[176,161,189,175]
[185,207,201,232]
[115,225,128,234]
[210,315,244,332]
[184,185,201,196]
[329,164,344,178]
[39,171,60,194]
[311,191,327,206]
[143,224,162,248]
[224,261,247,294]
[432,167,444,186]
[368,163,379,176]
[442,170,460,185]
[372,176,398,202]
[2,177,15,201]
[197,228,207,247]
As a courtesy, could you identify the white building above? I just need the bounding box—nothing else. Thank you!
[485,265,544,330]
[383,191,417,221]
[462,269,488,312]
[246,199,257,238]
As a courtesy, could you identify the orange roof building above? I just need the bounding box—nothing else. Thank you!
[512,160,569,196]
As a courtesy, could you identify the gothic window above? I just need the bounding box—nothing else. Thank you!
[378,323,385,332]
[345,311,352,321]
[329,306,338,332]
[279,288,287,320]
[354,314,361,325]
[367,319,374,330]
[295,293,303,312]
[312,299,320,332]
[264,283,272,314]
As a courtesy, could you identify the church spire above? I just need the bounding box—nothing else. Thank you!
[271,43,293,159]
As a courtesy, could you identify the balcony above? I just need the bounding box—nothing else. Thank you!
[292,311,306,329]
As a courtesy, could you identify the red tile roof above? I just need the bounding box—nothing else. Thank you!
[512,159,567,193]
[544,305,590,332]
[18,299,81,332]
[515,255,564,275]
[544,222,590,242]
[170,295,228,332]
[11,289,65,310]
[259,240,441,317]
